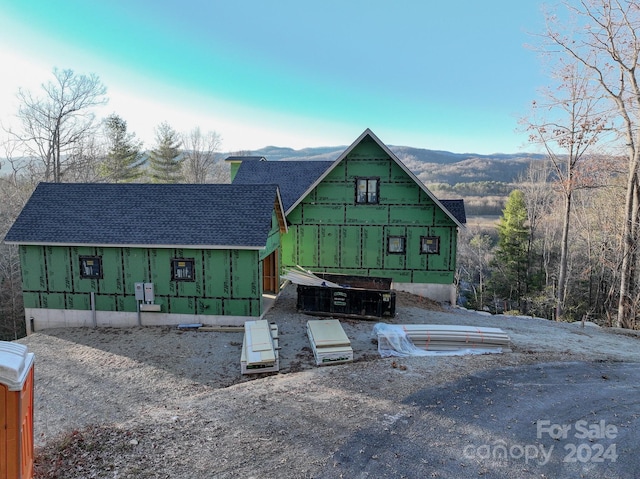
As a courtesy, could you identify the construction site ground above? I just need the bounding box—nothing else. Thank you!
[20,283,640,479]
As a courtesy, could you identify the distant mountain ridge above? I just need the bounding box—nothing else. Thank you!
[226,145,546,185]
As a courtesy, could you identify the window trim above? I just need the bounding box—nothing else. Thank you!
[171,258,196,282]
[79,255,103,279]
[420,236,440,255]
[355,177,380,204]
[387,236,406,254]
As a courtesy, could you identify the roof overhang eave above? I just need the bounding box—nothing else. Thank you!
[4,241,266,250]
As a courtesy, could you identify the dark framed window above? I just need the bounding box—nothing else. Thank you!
[420,236,440,254]
[355,177,380,204]
[388,236,406,254]
[79,256,102,279]
[171,258,195,281]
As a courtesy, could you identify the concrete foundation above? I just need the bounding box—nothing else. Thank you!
[393,282,456,305]
[25,308,257,334]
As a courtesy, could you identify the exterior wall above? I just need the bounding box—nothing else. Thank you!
[19,244,266,326]
[281,137,459,287]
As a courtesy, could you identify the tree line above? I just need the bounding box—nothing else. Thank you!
[0,68,230,339]
[459,0,640,329]
[457,166,625,324]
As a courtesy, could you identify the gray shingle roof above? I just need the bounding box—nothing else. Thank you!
[439,199,466,224]
[232,160,334,212]
[4,183,281,248]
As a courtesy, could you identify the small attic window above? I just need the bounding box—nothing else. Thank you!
[79,256,103,279]
[355,177,379,204]
[171,258,195,281]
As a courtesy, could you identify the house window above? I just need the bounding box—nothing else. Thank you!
[355,177,380,204]
[172,258,195,281]
[388,236,406,254]
[420,236,440,254]
[79,256,102,279]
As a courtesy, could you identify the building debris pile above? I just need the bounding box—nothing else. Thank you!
[373,323,511,357]
[282,267,343,288]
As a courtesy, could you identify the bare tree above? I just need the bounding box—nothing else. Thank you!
[13,68,107,182]
[64,134,106,182]
[0,132,28,186]
[0,173,33,339]
[518,161,557,290]
[542,0,640,328]
[0,242,24,340]
[524,59,607,319]
[457,227,494,309]
[181,127,226,183]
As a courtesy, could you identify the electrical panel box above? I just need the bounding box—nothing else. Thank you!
[134,282,145,301]
[143,283,155,303]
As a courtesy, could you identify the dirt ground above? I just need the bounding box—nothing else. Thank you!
[18,283,640,478]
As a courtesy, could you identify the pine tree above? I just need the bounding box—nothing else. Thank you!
[148,122,183,183]
[100,114,145,183]
[489,189,531,311]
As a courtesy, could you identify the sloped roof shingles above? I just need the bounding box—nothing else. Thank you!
[4,183,281,248]
[439,199,466,224]
[232,160,334,212]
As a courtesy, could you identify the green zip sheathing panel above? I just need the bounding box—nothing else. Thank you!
[66,293,90,310]
[231,250,260,298]
[260,212,281,260]
[319,225,340,267]
[22,292,40,309]
[40,293,62,309]
[345,205,388,224]
[280,230,297,267]
[299,225,319,265]
[281,140,459,285]
[362,227,383,268]
[149,248,172,296]
[123,248,149,285]
[204,250,231,297]
[315,183,350,204]
[19,246,45,292]
[19,245,263,317]
[340,227,361,268]
[45,246,72,292]
[302,204,344,224]
[97,247,124,294]
[390,205,435,224]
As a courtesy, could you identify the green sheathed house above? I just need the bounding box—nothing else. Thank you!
[4,128,464,332]
[4,183,286,331]
[230,129,466,302]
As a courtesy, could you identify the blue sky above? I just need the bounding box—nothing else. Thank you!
[0,1,550,154]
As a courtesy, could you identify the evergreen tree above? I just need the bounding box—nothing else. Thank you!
[148,122,183,183]
[100,114,145,183]
[489,189,531,311]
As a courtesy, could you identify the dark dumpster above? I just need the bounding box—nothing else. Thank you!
[296,273,396,320]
